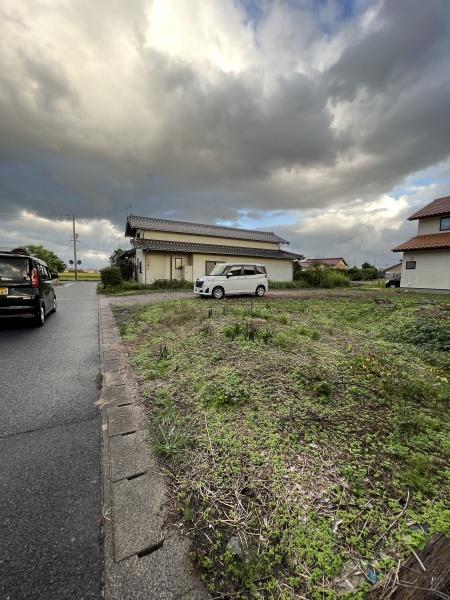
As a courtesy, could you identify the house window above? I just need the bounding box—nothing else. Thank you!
[136,231,141,238]
[175,257,183,270]
[405,261,416,270]
[139,261,142,274]
[440,217,450,231]
[205,260,224,275]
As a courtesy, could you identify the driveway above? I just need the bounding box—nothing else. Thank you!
[0,282,102,600]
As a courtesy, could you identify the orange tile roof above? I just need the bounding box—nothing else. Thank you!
[408,196,450,220]
[392,232,450,252]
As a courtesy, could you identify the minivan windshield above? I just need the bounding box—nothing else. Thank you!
[0,257,31,283]
[209,264,229,276]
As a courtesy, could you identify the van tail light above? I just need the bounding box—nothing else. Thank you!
[31,268,39,288]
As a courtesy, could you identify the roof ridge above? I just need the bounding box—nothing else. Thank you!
[128,214,276,236]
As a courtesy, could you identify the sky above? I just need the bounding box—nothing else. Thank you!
[1,0,450,269]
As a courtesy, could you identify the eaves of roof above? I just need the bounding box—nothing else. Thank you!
[392,232,450,252]
[408,196,450,220]
[131,238,303,260]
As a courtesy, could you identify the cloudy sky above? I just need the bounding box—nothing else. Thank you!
[1,0,450,269]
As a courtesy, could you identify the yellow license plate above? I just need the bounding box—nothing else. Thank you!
[0,287,8,295]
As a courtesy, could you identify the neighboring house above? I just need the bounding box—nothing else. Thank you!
[383,261,402,279]
[298,257,348,270]
[125,215,303,283]
[392,195,450,290]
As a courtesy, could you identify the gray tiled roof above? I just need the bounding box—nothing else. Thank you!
[126,215,289,244]
[131,238,302,260]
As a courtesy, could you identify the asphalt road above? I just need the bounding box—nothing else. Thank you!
[0,282,102,600]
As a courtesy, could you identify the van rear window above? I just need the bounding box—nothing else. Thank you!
[0,257,31,283]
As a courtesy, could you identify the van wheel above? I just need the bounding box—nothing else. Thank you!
[52,296,57,312]
[212,286,224,299]
[34,303,45,327]
[255,285,266,297]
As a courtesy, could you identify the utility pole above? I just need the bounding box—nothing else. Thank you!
[71,215,78,281]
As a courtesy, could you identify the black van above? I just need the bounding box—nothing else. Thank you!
[0,248,58,326]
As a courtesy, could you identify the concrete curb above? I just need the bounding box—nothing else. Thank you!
[99,297,209,600]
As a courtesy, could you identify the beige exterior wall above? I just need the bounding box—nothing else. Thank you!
[139,229,280,250]
[192,253,293,281]
[417,217,447,234]
[400,250,450,290]
[139,252,194,283]
[138,251,293,283]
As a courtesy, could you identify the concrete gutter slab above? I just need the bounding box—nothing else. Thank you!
[109,430,158,482]
[111,472,167,561]
[105,534,208,600]
[107,404,142,436]
[99,295,209,599]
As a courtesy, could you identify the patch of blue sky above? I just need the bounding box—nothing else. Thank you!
[393,163,450,198]
[236,0,266,27]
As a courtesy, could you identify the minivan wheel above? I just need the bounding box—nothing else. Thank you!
[212,286,224,299]
[34,303,45,327]
[52,296,57,312]
[255,285,266,297]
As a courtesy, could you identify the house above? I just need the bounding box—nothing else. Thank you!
[298,257,348,270]
[392,195,450,290]
[383,261,402,279]
[125,215,303,283]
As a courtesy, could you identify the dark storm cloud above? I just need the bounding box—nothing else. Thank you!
[0,0,449,267]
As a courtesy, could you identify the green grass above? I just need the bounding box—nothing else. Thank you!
[115,292,450,598]
[59,271,100,281]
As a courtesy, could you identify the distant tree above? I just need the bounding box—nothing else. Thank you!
[109,248,134,280]
[26,245,66,272]
[348,264,379,281]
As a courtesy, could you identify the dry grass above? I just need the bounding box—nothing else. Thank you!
[115,293,450,599]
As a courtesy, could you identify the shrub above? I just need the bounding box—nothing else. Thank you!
[97,278,193,294]
[152,278,192,289]
[269,280,311,289]
[273,268,350,289]
[100,266,123,286]
[299,266,350,288]
[348,266,380,281]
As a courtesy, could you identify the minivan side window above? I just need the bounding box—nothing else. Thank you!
[256,265,266,274]
[228,266,242,277]
[243,266,256,276]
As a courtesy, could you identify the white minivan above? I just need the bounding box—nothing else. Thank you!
[194,263,268,299]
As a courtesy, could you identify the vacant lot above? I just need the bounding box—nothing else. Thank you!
[115,292,450,599]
